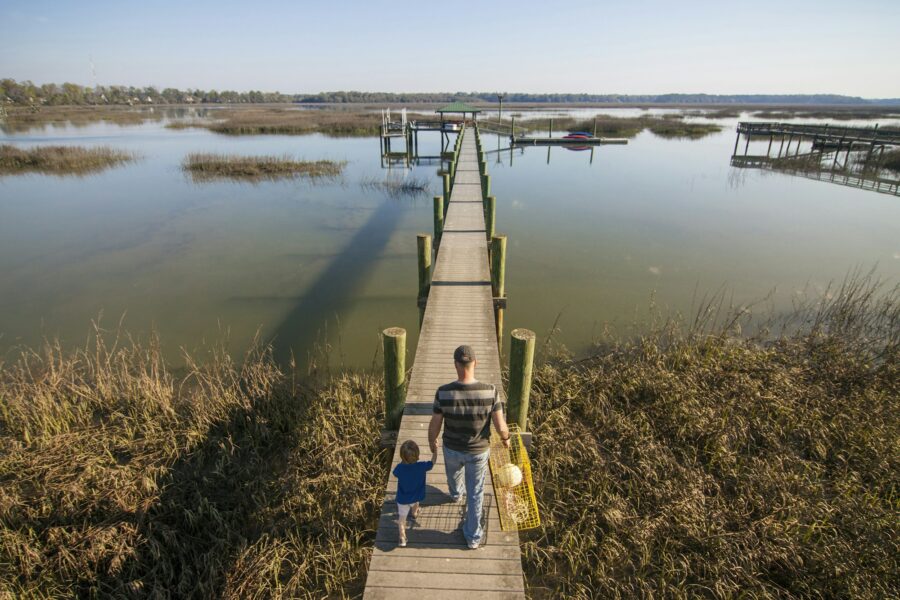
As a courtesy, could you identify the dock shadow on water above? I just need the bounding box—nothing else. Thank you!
[270,198,406,365]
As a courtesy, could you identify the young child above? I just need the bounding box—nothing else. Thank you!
[392,439,436,547]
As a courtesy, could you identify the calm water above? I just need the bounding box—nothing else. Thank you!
[1,110,898,367]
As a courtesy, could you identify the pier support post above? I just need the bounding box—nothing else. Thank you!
[382,327,407,430]
[417,234,432,328]
[511,116,515,140]
[443,174,451,213]
[417,234,432,300]
[507,328,535,431]
[433,196,444,248]
[485,195,496,241]
[482,173,491,201]
[593,117,598,139]
[549,118,553,138]
[491,235,507,345]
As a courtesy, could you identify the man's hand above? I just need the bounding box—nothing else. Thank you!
[428,413,443,455]
[502,435,511,449]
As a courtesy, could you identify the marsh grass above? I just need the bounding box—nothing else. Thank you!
[0,329,390,598]
[2,106,163,133]
[183,153,346,182]
[0,144,136,176]
[360,175,431,199]
[521,276,898,598]
[496,115,723,140]
[753,108,897,121]
[645,120,723,139]
[878,148,900,173]
[204,107,380,137]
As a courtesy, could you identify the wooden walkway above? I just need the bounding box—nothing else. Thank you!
[363,128,526,598]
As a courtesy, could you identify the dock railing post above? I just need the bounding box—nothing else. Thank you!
[433,196,444,248]
[382,327,407,430]
[485,195,496,241]
[507,328,535,431]
[443,173,451,214]
[417,234,432,300]
[491,234,506,344]
[417,234,432,327]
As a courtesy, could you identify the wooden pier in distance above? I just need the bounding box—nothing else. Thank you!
[731,121,900,196]
[364,126,525,598]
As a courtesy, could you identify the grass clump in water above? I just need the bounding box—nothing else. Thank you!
[522,276,898,598]
[0,331,390,598]
[645,120,723,139]
[360,175,432,199]
[205,107,381,137]
[183,153,346,182]
[0,144,135,176]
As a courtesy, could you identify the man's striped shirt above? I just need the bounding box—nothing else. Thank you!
[433,381,501,453]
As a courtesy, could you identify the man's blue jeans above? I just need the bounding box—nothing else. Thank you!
[443,446,490,544]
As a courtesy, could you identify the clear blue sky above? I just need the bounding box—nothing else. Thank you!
[3,0,899,97]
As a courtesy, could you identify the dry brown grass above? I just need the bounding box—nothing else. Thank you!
[0,330,389,598]
[2,106,163,133]
[203,107,381,137]
[0,144,136,176]
[522,276,899,598]
[879,148,900,173]
[183,153,346,182]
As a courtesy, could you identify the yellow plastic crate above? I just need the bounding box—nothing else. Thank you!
[489,424,540,531]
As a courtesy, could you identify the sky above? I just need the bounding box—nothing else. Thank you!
[2,0,899,97]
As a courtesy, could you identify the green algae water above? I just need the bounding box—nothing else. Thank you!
[1,110,898,367]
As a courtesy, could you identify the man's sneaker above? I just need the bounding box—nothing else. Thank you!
[467,539,480,550]
[450,495,463,504]
[399,535,407,548]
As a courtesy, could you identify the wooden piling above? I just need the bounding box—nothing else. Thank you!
[485,195,496,241]
[433,196,444,247]
[417,234,432,300]
[507,328,535,431]
[382,327,406,430]
[592,117,598,138]
[549,118,553,138]
[482,173,491,200]
[490,235,506,344]
[443,173,451,213]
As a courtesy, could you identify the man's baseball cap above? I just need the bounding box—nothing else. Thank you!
[453,345,476,363]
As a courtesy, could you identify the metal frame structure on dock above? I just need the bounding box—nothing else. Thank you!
[364,126,526,599]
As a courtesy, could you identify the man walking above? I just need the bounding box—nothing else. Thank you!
[428,345,510,549]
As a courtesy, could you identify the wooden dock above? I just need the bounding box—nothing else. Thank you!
[363,127,526,598]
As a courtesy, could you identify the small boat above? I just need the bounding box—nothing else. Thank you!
[564,131,592,139]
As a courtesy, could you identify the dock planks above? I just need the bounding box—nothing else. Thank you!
[363,128,525,598]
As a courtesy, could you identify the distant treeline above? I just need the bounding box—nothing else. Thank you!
[3,78,899,106]
[0,79,291,106]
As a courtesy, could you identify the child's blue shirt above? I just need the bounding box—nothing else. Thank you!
[392,460,434,505]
